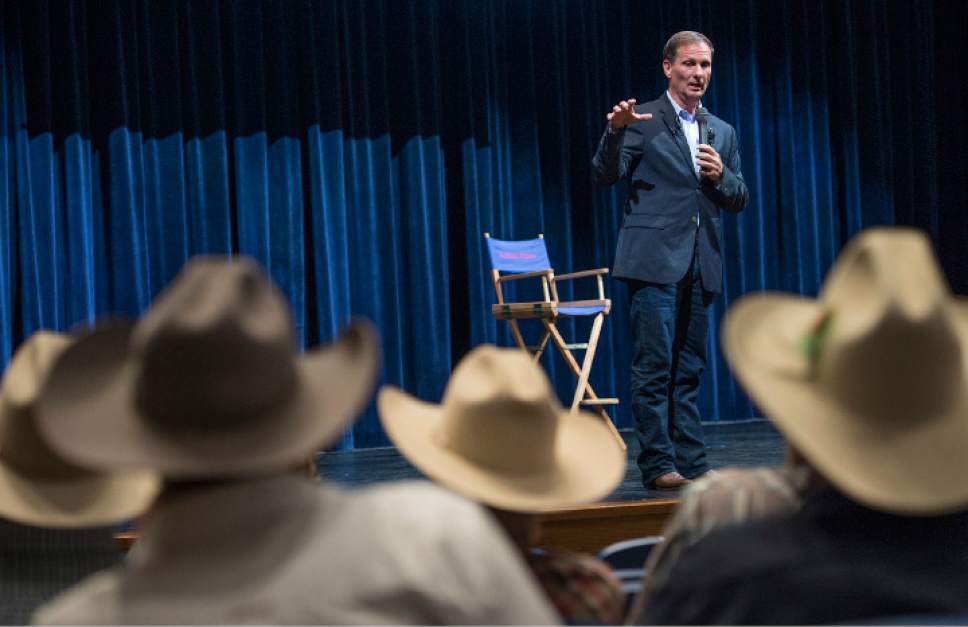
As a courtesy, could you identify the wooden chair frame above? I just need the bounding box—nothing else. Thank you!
[485,233,625,450]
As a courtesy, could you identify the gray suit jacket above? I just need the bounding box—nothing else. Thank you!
[592,94,748,293]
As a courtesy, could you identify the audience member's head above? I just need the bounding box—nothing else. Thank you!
[379,344,626,624]
[379,344,625,515]
[722,227,968,514]
[36,257,379,483]
[0,331,159,623]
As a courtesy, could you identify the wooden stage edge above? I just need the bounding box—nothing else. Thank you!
[115,498,680,555]
[538,497,679,554]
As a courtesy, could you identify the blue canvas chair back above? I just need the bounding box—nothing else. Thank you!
[485,236,551,274]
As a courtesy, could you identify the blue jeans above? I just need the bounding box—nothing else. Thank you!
[629,248,713,487]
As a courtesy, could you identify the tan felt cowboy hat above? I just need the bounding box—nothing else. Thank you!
[378,345,626,512]
[36,256,380,479]
[0,331,159,527]
[722,227,968,515]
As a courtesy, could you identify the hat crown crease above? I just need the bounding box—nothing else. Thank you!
[821,299,961,422]
[438,349,558,474]
[810,232,963,424]
[132,259,300,434]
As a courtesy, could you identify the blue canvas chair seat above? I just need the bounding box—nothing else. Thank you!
[484,233,624,450]
[558,303,608,317]
[492,300,609,319]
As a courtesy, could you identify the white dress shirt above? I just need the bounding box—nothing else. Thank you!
[666,91,701,176]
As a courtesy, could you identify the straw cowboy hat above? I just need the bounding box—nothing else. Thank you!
[0,331,159,527]
[36,257,380,479]
[378,345,626,512]
[722,227,968,515]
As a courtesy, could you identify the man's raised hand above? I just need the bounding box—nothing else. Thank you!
[607,98,653,130]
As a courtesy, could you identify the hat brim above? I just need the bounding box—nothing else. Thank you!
[378,386,626,512]
[0,463,159,528]
[36,320,380,479]
[723,293,968,515]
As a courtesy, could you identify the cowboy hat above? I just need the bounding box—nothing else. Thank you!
[378,345,626,512]
[722,227,968,515]
[36,256,380,479]
[0,331,159,527]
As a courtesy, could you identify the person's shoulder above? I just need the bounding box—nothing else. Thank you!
[638,95,667,113]
[352,479,477,508]
[685,465,805,506]
[708,110,738,132]
[317,481,516,565]
[32,568,123,625]
[344,480,494,529]
[668,506,812,585]
[640,520,789,625]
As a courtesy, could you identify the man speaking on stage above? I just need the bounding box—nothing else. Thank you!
[592,31,748,490]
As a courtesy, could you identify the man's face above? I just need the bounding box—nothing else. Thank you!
[663,42,712,106]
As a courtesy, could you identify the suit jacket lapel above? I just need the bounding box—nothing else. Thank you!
[659,97,699,183]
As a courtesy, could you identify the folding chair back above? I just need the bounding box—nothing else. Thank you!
[485,236,552,273]
[485,234,556,320]
[596,535,664,571]
[483,232,625,450]
[596,536,665,616]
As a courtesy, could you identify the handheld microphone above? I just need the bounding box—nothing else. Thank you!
[696,107,710,145]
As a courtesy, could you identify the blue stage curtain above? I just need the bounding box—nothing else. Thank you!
[1,0,965,448]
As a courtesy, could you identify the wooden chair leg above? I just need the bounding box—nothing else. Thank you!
[531,327,551,363]
[545,318,626,451]
[508,319,528,353]
[594,405,626,451]
[544,320,584,379]
[571,313,603,411]
[504,319,551,362]
[544,321,602,400]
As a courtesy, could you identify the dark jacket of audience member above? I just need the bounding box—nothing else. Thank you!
[643,488,968,624]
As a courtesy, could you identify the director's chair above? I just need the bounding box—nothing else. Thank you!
[484,233,625,450]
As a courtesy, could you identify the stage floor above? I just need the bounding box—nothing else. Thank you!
[116,421,785,554]
[315,419,785,502]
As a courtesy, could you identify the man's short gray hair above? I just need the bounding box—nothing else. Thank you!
[663,31,714,62]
